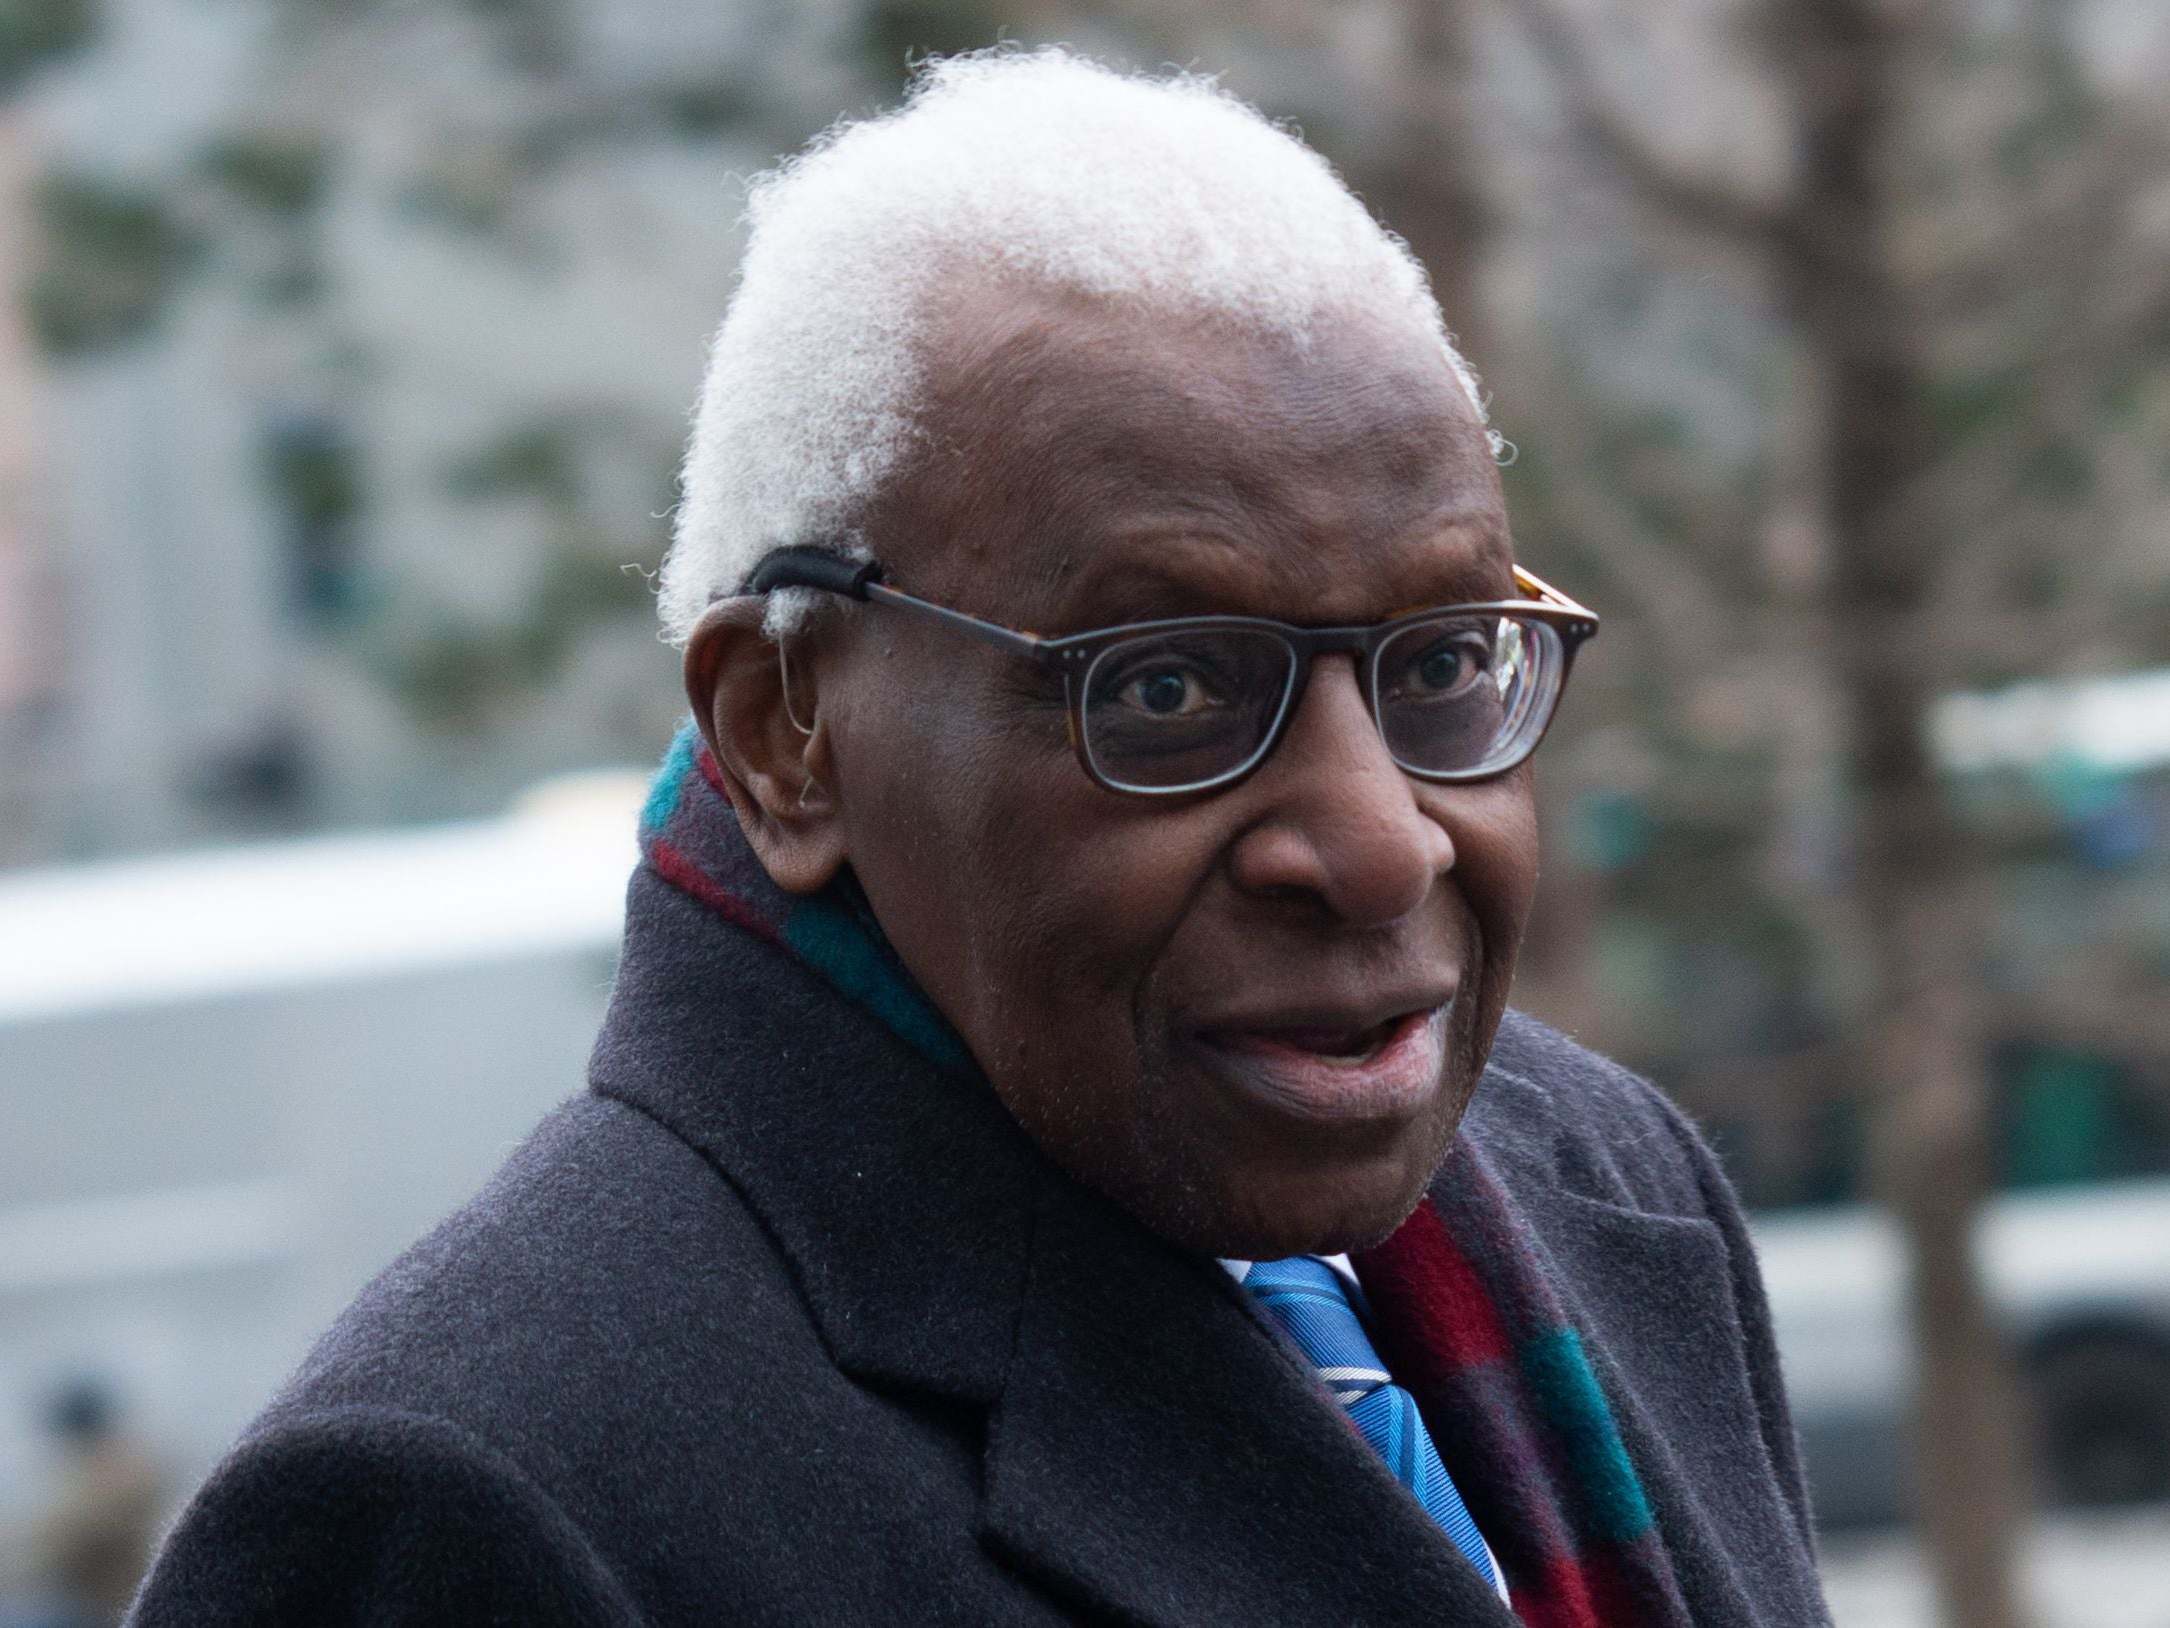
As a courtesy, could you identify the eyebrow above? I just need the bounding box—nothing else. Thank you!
[1051,548,1256,626]
[1049,526,1515,632]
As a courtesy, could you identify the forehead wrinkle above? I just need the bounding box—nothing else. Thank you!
[1056,509,1510,630]
[958,302,1469,508]
[1027,467,1510,627]
[894,285,1501,620]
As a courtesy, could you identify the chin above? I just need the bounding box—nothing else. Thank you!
[1231,1181,1431,1262]
[1134,1135,1446,1263]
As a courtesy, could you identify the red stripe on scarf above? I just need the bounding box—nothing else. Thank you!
[649,838,785,947]
[1354,1188,1687,1628]
[1355,1194,1513,1373]
[697,746,729,797]
[1499,1549,1639,1628]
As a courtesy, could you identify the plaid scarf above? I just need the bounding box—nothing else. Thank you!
[1355,1182,1693,1627]
[640,722,1688,1628]
[640,721,973,1077]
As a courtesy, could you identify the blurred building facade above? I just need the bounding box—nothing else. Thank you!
[0,0,881,866]
[5,0,2166,1171]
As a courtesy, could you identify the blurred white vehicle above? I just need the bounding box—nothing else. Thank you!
[1753,1180,2170,1526]
[0,778,644,1537]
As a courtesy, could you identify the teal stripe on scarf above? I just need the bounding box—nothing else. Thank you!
[1518,1326,1654,1545]
[640,725,976,1079]
[782,895,977,1077]
[642,722,701,835]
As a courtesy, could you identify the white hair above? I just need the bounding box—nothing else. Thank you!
[660,46,1492,644]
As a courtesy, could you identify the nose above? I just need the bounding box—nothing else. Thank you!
[1226,654,1456,927]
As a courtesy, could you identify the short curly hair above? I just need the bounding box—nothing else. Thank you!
[660,46,1491,644]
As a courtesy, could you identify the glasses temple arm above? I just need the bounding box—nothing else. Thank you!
[862,581,1046,658]
[744,547,1047,659]
[752,547,1590,651]
[1511,564,1599,624]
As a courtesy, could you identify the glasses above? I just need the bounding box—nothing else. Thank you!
[745,547,1598,798]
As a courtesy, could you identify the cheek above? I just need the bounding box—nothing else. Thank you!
[831,653,1212,1073]
[835,676,1027,977]
[1428,773,1540,995]
[954,800,1226,1125]
[1472,784,1541,918]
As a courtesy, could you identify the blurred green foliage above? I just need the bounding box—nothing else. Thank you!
[262,419,366,625]
[373,417,665,729]
[264,425,362,537]
[443,423,582,509]
[0,0,93,89]
[1929,368,2028,447]
[26,173,193,357]
[459,0,568,73]
[272,0,566,72]
[2017,439,2094,503]
[655,73,759,136]
[201,133,332,217]
[383,549,652,730]
[397,143,525,235]
[859,0,1002,85]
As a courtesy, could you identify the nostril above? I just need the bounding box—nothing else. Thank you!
[1228,798,1453,927]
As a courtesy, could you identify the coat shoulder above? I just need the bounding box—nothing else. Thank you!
[1470,1007,1726,1221]
[129,1403,643,1626]
[276,1093,819,1426]
[136,1095,838,1623]
[252,1095,834,1555]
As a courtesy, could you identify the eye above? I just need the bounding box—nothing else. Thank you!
[1116,664,1220,717]
[1395,632,1492,699]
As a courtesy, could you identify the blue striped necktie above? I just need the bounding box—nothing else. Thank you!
[1246,1256,1506,1598]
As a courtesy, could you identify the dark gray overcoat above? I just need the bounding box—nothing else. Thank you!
[128,867,1829,1625]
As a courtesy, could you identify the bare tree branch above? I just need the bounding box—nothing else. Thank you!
[1915,127,2168,324]
[1496,0,1799,259]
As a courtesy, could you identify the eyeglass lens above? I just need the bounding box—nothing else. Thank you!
[1081,628,1294,791]
[1078,614,1562,793]
[1373,614,1553,777]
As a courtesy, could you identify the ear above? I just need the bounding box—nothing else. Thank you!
[682,598,848,895]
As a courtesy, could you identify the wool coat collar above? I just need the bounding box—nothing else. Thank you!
[591,861,1521,1625]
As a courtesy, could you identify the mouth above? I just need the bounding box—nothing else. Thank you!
[1187,1001,1452,1127]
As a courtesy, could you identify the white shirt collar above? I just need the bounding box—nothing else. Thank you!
[1219,1253,1359,1291]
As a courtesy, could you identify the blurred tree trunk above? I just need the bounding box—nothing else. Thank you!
[1774,11,2030,1621]
[1505,0,2061,1619]
[1357,0,1493,374]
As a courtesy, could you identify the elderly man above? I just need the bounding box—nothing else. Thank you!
[132,50,1827,1628]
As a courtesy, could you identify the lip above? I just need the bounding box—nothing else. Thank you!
[1185,1000,1452,1127]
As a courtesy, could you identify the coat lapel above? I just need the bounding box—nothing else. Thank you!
[980,1175,1521,1627]
[1521,1179,1822,1625]
[596,865,1519,1626]
[590,867,1038,1408]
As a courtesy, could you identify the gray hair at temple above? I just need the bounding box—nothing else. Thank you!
[658,46,1495,645]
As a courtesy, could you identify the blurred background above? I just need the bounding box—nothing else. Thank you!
[0,1,2165,1624]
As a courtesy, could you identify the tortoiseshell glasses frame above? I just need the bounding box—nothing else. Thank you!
[744,546,1599,798]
